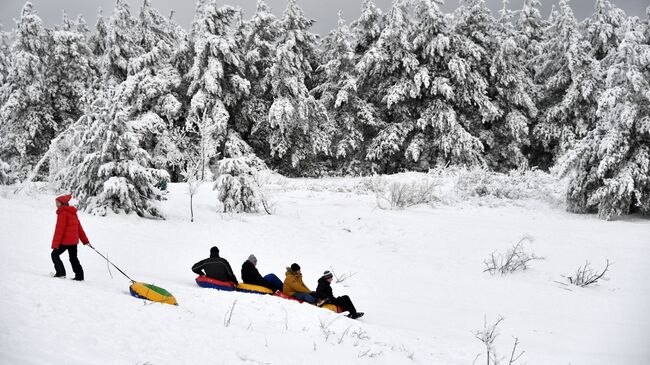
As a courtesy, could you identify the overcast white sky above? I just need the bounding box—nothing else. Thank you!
[0,0,648,35]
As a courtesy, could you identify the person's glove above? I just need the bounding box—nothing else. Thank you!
[87,242,93,248]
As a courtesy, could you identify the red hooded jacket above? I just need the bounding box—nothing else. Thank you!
[52,205,89,249]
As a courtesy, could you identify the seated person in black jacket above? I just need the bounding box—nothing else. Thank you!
[192,246,238,284]
[241,254,282,292]
[315,270,364,319]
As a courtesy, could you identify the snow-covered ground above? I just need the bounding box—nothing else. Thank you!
[0,176,649,364]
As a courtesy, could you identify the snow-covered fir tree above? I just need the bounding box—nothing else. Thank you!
[255,0,331,175]
[584,0,626,60]
[482,2,538,170]
[121,0,185,173]
[0,24,11,149]
[235,0,281,154]
[516,0,546,67]
[0,24,10,87]
[357,0,422,171]
[102,0,141,85]
[47,13,95,133]
[53,89,169,218]
[48,0,175,218]
[88,9,107,58]
[185,0,274,212]
[515,0,545,119]
[214,132,267,213]
[556,18,650,219]
[313,13,378,173]
[0,158,15,184]
[43,13,96,179]
[0,2,54,177]
[409,0,496,170]
[350,0,385,56]
[186,0,249,170]
[443,0,503,168]
[531,0,601,167]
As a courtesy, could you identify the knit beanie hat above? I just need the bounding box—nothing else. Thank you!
[248,254,257,265]
[210,246,220,256]
[321,270,333,280]
[290,263,301,272]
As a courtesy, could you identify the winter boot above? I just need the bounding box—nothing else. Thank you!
[348,312,364,319]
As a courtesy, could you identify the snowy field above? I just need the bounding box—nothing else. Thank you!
[0,175,649,365]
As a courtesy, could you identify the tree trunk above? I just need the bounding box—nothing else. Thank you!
[190,193,194,222]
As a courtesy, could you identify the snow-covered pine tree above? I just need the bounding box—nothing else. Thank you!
[54,88,169,218]
[48,0,175,217]
[226,11,279,209]
[482,1,538,170]
[0,24,11,140]
[235,0,280,152]
[0,2,55,177]
[437,0,500,167]
[584,0,626,61]
[88,9,107,58]
[186,0,273,212]
[531,0,601,168]
[0,158,16,184]
[357,0,422,171]
[556,18,650,219]
[214,132,267,213]
[102,0,141,85]
[313,13,378,173]
[44,13,96,179]
[48,13,95,136]
[0,24,10,87]
[187,0,249,170]
[350,0,385,56]
[515,0,546,68]
[121,0,185,173]
[515,0,546,133]
[400,0,493,170]
[255,0,331,175]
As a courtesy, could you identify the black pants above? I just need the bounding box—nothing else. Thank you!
[52,245,84,279]
[332,295,357,315]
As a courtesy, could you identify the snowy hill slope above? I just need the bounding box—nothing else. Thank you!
[0,178,649,364]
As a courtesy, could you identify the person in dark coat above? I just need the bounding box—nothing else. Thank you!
[51,194,90,280]
[241,254,283,292]
[315,271,364,319]
[192,246,238,284]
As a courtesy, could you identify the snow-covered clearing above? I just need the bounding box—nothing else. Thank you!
[0,176,648,364]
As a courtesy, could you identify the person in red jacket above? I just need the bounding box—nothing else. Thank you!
[51,194,90,280]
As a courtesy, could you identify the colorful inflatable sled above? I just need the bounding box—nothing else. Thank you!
[237,283,274,295]
[195,276,343,314]
[129,282,178,305]
[273,291,342,312]
[195,275,236,291]
[273,290,303,303]
[322,303,343,313]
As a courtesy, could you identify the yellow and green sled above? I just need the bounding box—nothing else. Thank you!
[129,282,178,305]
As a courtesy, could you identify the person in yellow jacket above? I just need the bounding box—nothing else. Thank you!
[283,263,317,303]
